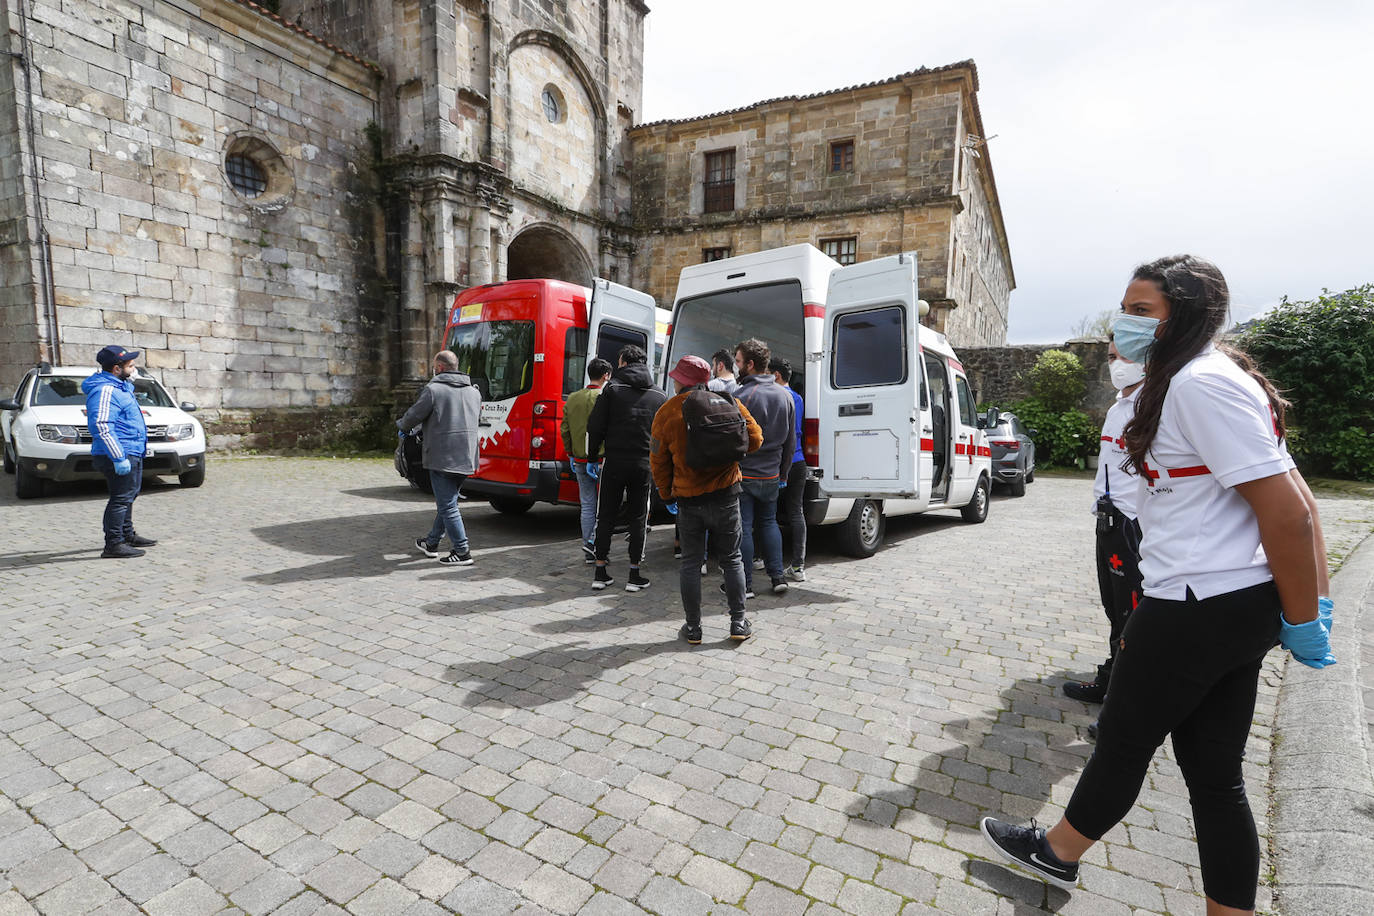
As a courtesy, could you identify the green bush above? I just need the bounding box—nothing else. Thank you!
[1026,349,1086,412]
[1004,398,1100,468]
[1237,284,1374,481]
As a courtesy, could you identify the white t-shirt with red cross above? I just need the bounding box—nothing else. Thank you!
[1137,345,1295,601]
[1091,387,1141,520]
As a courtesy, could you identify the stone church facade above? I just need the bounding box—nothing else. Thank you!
[0,0,1012,447]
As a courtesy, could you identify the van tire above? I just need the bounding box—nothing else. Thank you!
[839,499,884,558]
[1025,466,1034,484]
[1009,474,1026,497]
[489,497,535,515]
[961,476,990,523]
[2,442,14,474]
[16,463,44,499]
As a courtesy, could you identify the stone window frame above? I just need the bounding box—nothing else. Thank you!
[829,138,855,173]
[820,236,858,265]
[541,84,566,124]
[702,149,736,214]
[702,246,731,262]
[222,133,294,212]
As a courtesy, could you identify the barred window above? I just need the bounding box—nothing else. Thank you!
[830,139,854,173]
[225,154,267,198]
[702,247,731,262]
[703,150,735,214]
[821,236,858,265]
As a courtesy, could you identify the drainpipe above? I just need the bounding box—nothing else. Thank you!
[14,0,60,364]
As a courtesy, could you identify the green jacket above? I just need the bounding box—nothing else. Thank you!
[561,384,604,460]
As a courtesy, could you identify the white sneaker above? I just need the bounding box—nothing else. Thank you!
[785,564,806,582]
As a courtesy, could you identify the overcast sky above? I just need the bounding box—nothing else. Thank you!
[640,0,1373,343]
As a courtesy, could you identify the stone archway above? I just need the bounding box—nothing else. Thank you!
[506,225,593,286]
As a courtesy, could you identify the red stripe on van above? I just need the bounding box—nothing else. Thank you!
[948,358,964,373]
[803,303,825,318]
[920,438,934,451]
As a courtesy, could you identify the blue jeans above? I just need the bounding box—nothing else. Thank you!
[93,454,143,547]
[739,477,784,585]
[677,492,747,625]
[572,460,598,545]
[425,470,469,554]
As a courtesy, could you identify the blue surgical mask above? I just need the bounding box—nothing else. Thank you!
[1112,313,1163,364]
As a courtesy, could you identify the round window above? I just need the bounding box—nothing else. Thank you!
[222,135,293,210]
[541,85,564,124]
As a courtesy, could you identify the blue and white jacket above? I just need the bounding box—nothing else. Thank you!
[82,372,147,461]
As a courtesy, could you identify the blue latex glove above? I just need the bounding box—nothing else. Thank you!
[1318,596,1334,636]
[665,501,678,515]
[586,461,600,480]
[113,457,131,476]
[1279,614,1336,669]
[778,479,787,490]
[398,429,406,440]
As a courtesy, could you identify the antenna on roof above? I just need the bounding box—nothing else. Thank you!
[962,133,998,158]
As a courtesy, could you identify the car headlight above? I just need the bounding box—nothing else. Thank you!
[167,423,197,441]
[37,424,82,444]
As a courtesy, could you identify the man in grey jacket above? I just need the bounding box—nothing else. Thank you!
[734,337,795,596]
[398,351,482,566]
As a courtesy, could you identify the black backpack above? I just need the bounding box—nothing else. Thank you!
[682,387,749,469]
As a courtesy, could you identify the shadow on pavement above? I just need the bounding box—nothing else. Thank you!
[441,639,704,708]
[847,672,1092,911]
[339,485,435,502]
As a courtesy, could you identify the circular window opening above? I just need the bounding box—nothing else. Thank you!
[223,135,293,210]
[541,85,564,123]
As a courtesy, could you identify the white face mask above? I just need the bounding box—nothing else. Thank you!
[1110,359,1145,390]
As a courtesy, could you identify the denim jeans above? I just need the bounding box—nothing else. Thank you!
[780,459,808,567]
[572,460,598,545]
[93,454,143,547]
[677,492,746,626]
[739,477,784,585]
[425,470,469,553]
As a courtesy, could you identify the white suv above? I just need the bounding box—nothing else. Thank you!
[1,365,207,499]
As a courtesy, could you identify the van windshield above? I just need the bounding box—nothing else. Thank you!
[670,280,804,387]
[445,320,536,401]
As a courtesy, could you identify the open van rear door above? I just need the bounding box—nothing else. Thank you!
[818,254,921,497]
[587,279,657,379]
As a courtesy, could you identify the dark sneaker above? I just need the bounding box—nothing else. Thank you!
[438,550,474,566]
[1063,681,1107,704]
[679,623,702,645]
[673,544,682,560]
[979,817,1079,889]
[729,618,753,641]
[592,566,613,590]
[1086,721,1099,742]
[582,542,596,565]
[126,533,158,547]
[770,578,788,595]
[786,564,806,582]
[101,542,146,559]
[719,583,756,600]
[626,571,651,593]
[415,537,439,558]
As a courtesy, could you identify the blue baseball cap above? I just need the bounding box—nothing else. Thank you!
[95,345,141,369]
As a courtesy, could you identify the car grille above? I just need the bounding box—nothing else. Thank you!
[76,425,173,442]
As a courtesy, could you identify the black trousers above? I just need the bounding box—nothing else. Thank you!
[93,454,143,547]
[1063,581,1282,910]
[1094,510,1143,684]
[593,458,651,565]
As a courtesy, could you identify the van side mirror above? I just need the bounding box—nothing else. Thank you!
[179,401,198,412]
[0,398,18,410]
[981,407,1000,429]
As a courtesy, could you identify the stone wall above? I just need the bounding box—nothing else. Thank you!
[0,0,383,432]
[0,13,39,378]
[627,62,1015,348]
[959,340,1114,423]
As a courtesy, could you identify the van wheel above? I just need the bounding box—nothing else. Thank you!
[490,497,535,515]
[839,499,884,558]
[16,463,44,499]
[179,464,206,488]
[2,442,14,474]
[1010,474,1026,497]
[961,476,990,523]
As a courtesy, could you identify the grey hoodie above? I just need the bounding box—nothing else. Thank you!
[398,371,481,475]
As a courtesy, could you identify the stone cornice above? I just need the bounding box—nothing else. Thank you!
[634,192,963,235]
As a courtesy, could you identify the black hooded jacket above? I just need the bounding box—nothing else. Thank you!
[585,363,668,464]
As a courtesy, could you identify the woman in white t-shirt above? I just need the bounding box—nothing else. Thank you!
[980,255,1335,916]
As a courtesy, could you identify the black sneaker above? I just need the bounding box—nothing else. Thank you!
[1063,681,1107,704]
[979,818,1079,890]
[438,550,474,566]
[1086,721,1099,742]
[729,618,752,641]
[626,571,650,593]
[673,544,682,559]
[592,566,613,590]
[415,537,439,558]
[101,542,145,559]
[770,578,788,595]
[719,583,756,600]
[126,533,158,547]
[582,542,596,565]
[679,623,702,645]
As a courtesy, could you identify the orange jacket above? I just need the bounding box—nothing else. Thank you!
[650,388,763,500]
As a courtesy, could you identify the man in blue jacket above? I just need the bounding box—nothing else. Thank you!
[83,345,154,558]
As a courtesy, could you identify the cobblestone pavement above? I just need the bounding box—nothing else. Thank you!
[1,459,1370,916]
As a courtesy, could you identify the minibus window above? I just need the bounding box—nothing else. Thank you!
[564,327,588,395]
[670,280,804,385]
[831,306,906,388]
[446,320,536,401]
[596,324,648,365]
[955,376,976,426]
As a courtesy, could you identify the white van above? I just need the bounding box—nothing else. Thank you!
[663,244,995,556]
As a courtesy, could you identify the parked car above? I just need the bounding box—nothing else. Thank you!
[1,364,206,498]
[986,411,1036,496]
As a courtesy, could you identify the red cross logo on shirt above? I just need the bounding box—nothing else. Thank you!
[1141,460,1160,487]
[1109,554,1123,570]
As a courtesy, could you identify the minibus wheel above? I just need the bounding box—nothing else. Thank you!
[961,475,990,523]
[489,497,535,515]
[839,498,884,558]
